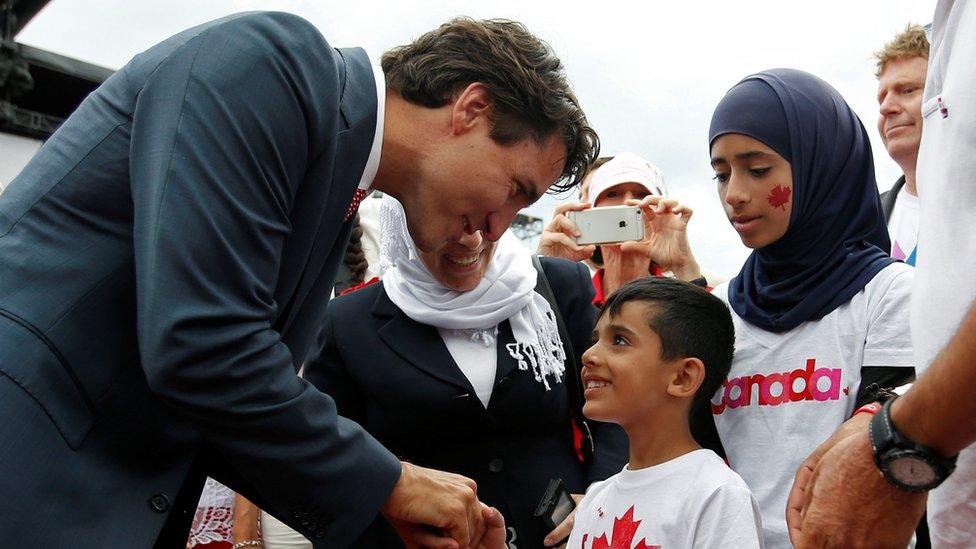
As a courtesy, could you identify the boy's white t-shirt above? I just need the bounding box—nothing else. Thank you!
[711,262,914,548]
[568,449,763,548]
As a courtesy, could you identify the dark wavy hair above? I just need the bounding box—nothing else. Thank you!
[601,277,735,413]
[382,17,599,193]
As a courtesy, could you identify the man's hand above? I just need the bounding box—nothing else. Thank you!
[786,412,871,544]
[787,414,925,547]
[619,197,700,281]
[537,202,597,262]
[381,462,484,549]
[388,502,505,549]
[542,494,584,547]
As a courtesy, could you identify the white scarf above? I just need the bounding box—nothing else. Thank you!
[378,197,566,390]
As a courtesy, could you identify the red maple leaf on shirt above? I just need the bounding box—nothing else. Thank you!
[767,184,792,210]
[591,506,660,549]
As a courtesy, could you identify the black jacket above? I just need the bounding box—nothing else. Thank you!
[880,175,906,222]
[305,256,629,548]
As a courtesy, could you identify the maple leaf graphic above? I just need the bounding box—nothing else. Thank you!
[591,505,660,549]
[767,185,792,210]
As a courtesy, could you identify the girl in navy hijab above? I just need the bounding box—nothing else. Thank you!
[705,68,915,548]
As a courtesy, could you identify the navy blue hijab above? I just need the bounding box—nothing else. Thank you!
[709,68,893,333]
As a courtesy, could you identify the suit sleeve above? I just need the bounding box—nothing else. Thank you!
[548,258,629,483]
[128,13,399,545]
[304,301,369,425]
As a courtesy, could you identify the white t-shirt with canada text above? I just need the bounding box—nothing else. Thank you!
[712,262,914,548]
[568,449,763,548]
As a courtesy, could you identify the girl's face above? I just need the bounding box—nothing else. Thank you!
[710,133,794,249]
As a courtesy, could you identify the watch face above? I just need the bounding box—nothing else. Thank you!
[889,454,938,487]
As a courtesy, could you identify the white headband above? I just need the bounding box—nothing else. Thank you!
[587,152,667,205]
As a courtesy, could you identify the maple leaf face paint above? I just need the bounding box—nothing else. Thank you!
[767,184,791,210]
[710,133,793,249]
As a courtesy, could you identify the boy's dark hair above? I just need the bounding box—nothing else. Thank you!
[381,17,599,193]
[601,277,735,412]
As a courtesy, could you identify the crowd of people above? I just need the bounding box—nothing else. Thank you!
[1,1,974,548]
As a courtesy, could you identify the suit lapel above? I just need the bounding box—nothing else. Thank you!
[279,47,376,335]
[373,288,477,395]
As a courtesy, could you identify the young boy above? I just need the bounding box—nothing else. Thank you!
[566,277,763,548]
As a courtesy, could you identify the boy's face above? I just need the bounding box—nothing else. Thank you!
[581,302,676,428]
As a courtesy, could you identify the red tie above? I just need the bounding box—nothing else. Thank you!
[345,189,368,221]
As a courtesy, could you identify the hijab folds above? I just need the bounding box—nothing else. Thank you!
[709,68,894,332]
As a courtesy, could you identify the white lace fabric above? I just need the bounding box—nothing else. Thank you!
[188,478,235,546]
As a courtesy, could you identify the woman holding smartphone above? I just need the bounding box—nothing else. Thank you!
[538,153,705,307]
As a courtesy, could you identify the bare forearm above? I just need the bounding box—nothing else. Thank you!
[232,494,262,542]
[669,256,702,282]
[892,300,976,457]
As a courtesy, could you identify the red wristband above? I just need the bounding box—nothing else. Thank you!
[853,402,882,417]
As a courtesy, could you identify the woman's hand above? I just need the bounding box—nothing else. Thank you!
[477,506,508,549]
[537,203,597,262]
[542,494,584,547]
[620,197,701,281]
[231,494,263,548]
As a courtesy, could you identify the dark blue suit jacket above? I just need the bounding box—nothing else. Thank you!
[305,257,629,548]
[0,12,399,547]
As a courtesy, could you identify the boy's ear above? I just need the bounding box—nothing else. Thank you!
[667,357,706,399]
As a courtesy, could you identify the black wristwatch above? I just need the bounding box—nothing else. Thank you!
[869,398,957,492]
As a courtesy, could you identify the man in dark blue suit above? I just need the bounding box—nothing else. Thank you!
[0,12,597,548]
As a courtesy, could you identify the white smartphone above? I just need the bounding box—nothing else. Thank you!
[568,205,644,245]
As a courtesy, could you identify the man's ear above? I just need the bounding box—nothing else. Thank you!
[450,82,492,136]
[667,357,706,399]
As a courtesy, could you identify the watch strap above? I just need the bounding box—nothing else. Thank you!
[870,398,958,490]
[868,399,896,469]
